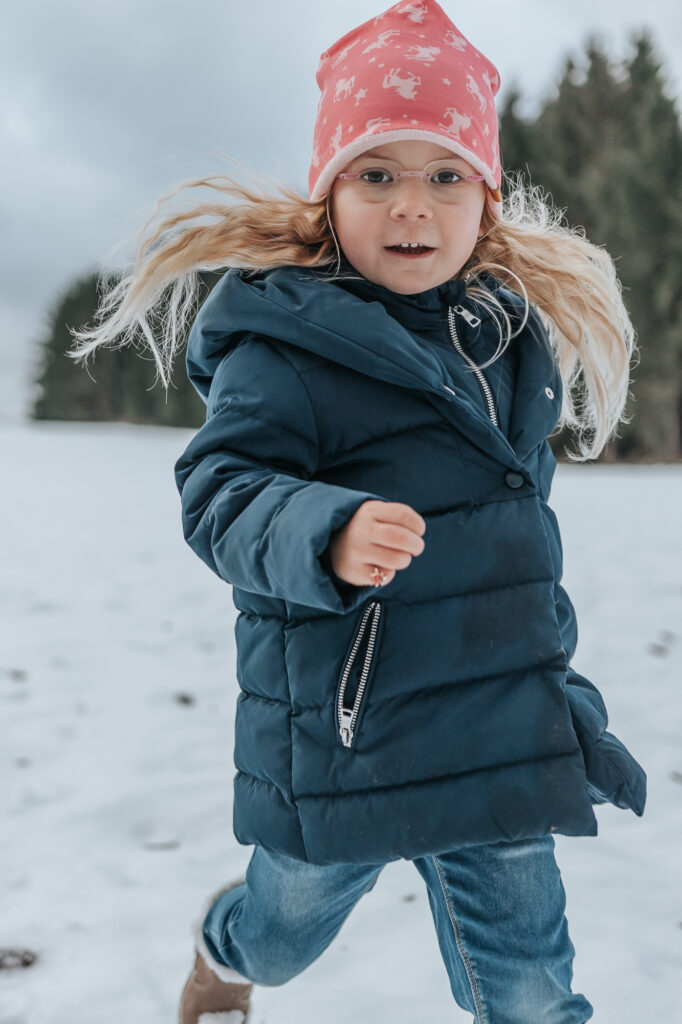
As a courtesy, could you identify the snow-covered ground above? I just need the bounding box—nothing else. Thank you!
[1,420,680,1024]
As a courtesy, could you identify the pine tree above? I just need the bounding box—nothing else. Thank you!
[498,81,536,176]
[499,29,682,460]
[32,271,217,427]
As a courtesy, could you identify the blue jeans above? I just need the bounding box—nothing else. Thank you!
[202,834,594,1023]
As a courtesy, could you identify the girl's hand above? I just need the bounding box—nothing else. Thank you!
[328,500,426,588]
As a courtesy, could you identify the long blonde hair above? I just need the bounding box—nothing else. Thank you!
[68,155,637,462]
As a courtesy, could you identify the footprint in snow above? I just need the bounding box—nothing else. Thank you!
[0,948,38,970]
[647,629,676,657]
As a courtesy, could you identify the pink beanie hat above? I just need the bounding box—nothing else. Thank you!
[309,0,504,218]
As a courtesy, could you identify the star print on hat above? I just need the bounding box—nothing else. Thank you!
[309,0,503,217]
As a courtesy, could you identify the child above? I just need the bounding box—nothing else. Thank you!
[70,2,647,1021]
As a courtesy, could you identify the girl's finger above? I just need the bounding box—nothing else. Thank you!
[368,521,426,556]
[371,502,426,537]
[361,543,414,571]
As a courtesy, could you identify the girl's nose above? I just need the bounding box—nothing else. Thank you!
[388,180,434,219]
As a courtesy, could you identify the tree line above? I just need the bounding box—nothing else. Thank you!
[32,29,682,461]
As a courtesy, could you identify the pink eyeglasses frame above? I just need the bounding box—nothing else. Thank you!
[336,157,486,186]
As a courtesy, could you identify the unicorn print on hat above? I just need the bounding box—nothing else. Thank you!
[382,68,421,99]
[334,77,356,101]
[405,45,441,65]
[366,116,393,133]
[396,1,428,23]
[466,74,487,114]
[443,28,468,51]
[329,39,361,69]
[439,107,472,136]
[362,29,401,53]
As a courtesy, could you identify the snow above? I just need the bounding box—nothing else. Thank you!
[1,420,680,1023]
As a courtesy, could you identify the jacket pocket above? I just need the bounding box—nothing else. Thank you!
[335,599,384,749]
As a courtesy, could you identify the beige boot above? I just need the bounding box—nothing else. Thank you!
[179,876,254,1024]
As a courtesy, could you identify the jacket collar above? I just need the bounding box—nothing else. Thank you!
[186,262,563,470]
[318,253,469,332]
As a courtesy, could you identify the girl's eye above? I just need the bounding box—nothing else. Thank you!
[359,168,393,184]
[432,169,463,184]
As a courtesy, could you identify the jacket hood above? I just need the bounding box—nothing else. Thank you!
[188,258,503,398]
[185,259,564,466]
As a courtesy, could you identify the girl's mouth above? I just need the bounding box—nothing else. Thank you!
[384,244,435,259]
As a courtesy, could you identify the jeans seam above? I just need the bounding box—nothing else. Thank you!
[432,855,487,1024]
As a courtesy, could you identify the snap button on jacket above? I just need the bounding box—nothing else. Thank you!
[174,263,647,865]
[504,471,525,489]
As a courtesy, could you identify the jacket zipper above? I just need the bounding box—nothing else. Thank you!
[337,600,382,748]
[448,305,499,428]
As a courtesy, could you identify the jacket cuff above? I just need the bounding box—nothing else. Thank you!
[291,483,386,614]
[318,538,382,613]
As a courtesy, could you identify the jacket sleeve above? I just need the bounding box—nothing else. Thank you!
[173,335,387,614]
[555,583,646,815]
[553,577,647,821]
[538,442,647,816]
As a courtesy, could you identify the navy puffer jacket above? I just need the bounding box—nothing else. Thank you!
[174,259,647,866]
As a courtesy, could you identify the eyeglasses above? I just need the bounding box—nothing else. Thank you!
[335,158,486,203]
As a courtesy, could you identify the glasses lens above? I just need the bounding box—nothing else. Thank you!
[348,166,396,200]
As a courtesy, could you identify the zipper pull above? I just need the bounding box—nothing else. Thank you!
[453,304,481,328]
[339,708,354,748]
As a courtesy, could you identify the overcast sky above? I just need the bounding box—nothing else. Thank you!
[1,0,680,420]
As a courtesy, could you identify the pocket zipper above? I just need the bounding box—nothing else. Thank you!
[337,600,382,748]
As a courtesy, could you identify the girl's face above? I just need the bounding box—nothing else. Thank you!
[330,139,487,294]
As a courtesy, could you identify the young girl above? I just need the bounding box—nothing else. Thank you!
[70,2,647,1021]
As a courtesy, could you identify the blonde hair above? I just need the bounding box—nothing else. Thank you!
[68,156,637,462]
